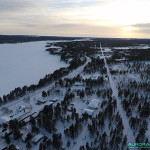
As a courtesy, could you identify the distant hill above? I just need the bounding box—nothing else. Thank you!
[0,35,83,44]
[0,35,150,46]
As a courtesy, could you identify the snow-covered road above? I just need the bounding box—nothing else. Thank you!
[100,43,135,143]
[64,57,90,79]
[0,57,91,119]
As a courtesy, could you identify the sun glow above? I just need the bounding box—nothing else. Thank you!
[124,26,134,31]
[0,0,150,38]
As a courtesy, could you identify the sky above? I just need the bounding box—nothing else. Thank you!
[0,0,150,38]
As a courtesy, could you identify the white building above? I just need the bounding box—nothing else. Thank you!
[74,82,84,86]
[22,133,29,141]
[16,105,26,112]
[88,99,100,109]
[83,109,94,116]
[37,99,46,104]
[32,134,44,144]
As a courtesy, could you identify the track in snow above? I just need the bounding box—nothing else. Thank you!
[100,43,135,143]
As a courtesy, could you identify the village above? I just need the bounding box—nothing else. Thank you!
[0,39,150,150]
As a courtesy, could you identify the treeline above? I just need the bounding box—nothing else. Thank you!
[93,38,150,47]
[0,57,86,106]
[84,56,106,74]
[110,48,150,62]
[0,35,81,44]
[45,41,98,62]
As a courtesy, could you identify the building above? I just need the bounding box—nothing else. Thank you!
[37,99,46,104]
[22,133,29,142]
[83,109,94,116]
[45,102,54,106]
[74,82,84,86]
[16,105,27,112]
[50,97,58,102]
[88,99,100,110]
[32,134,44,144]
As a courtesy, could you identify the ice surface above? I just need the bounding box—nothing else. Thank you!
[0,41,68,97]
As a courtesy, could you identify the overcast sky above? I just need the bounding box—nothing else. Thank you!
[0,0,150,38]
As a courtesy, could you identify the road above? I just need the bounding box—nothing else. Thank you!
[0,56,91,118]
[100,43,135,143]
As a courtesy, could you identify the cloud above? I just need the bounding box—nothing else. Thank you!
[49,0,109,9]
[0,0,150,38]
[0,0,109,13]
[132,23,150,34]
[133,23,150,28]
[0,0,34,13]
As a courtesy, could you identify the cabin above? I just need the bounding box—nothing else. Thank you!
[37,99,46,104]
[15,145,21,150]
[83,109,94,116]
[88,99,100,110]
[50,97,58,102]
[16,105,27,112]
[32,134,44,144]
[71,103,74,106]
[91,74,99,80]
[68,106,74,112]
[45,102,54,106]
[74,82,84,86]
[22,133,29,142]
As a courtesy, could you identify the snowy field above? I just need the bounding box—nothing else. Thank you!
[0,41,68,97]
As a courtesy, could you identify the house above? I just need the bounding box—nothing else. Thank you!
[50,97,58,102]
[83,109,94,116]
[37,99,46,104]
[88,99,100,110]
[68,106,74,112]
[74,82,84,86]
[32,134,44,144]
[91,74,99,80]
[16,105,27,112]
[22,133,29,142]
[82,99,87,102]
[45,102,54,106]
[15,145,21,150]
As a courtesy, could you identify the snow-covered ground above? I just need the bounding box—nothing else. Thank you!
[0,41,68,97]
[1,39,150,149]
[101,44,135,143]
[113,44,150,50]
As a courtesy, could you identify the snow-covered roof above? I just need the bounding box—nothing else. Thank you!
[74,82,83,86]
[16,105,26,112]
[37,99,46,103]
[88,99,99,109]
[83,109,94,116]
[0,116,11,124]
[46,102,54,106]
[15,145,21,150]
[50,97,58,102]
[22,133,28,141]
[32,134,44,143]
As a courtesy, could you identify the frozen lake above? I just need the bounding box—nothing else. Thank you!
[0,41,68,97]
